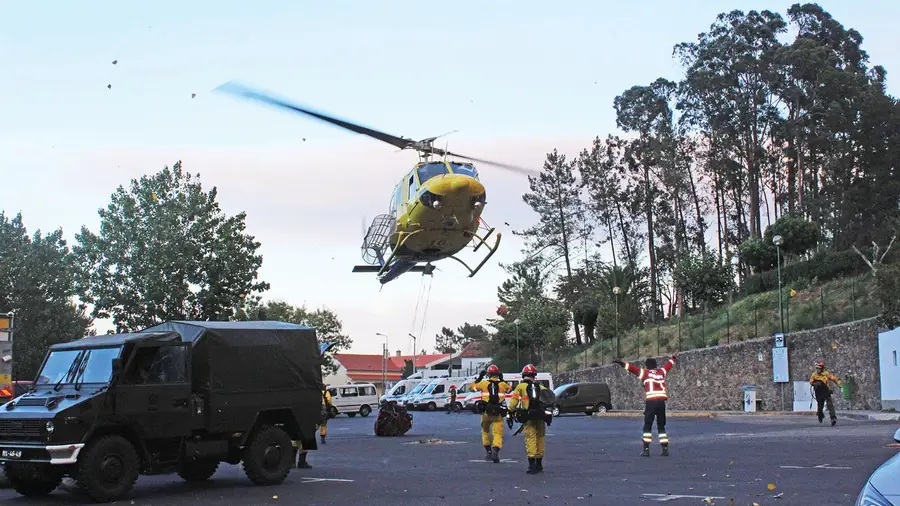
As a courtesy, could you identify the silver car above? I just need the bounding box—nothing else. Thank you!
[856,428,900,505]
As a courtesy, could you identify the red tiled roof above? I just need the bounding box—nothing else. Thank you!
[333,352,452,382]
[459,341,490,358]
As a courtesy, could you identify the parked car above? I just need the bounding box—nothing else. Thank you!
[550,382,612,416]
[327,383,379,417]
[855,427,900,505]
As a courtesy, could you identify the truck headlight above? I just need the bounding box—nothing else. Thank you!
[45,421,54,434]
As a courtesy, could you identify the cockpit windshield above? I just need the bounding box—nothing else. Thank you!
[449,162,479,179]
[416,162,449,184]
[35,346,123,386]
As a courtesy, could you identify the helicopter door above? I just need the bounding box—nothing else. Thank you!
[406,172,419,211]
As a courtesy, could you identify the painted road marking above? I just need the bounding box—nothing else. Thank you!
[642,494,726,502]
[468,459,519,463]
[780,463,851,470]
[300,478,355,483]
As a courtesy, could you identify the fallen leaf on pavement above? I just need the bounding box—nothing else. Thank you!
[774,492,784,499]
[768,483,777,491]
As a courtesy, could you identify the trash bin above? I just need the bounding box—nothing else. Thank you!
[841,376,855,401]
[741,385,761,412]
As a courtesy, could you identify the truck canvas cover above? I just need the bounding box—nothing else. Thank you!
[139,320,321,394]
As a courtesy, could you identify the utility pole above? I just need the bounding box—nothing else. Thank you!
[408,333,418,375]
[376,333,388,395]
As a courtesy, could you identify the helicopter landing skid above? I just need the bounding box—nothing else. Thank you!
[448,228,502,278]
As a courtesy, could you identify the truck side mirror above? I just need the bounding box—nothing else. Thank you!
[112,358,123,378]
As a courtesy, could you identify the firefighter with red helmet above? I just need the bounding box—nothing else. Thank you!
[472,364,511,462]
[810,360,841,426]
[446,384,459,414]
[508,364,551,474]
[614,352,678,457]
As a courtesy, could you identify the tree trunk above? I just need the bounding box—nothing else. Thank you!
[555,180,582,346]
[615,200,635,269]
[644,165,658,323]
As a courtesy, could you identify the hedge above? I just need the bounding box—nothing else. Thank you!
[740,246,898,296]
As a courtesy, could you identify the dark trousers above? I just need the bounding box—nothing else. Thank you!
[642,399,668,447]
[816,392,836,420]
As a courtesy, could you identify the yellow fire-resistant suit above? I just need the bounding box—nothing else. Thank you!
[508,380,546,459]
[472,377,510,450]
[320,389,333,439]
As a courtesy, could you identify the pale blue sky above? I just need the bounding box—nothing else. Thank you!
[2,1,897,355]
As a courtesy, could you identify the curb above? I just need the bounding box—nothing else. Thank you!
[591,411,900,421]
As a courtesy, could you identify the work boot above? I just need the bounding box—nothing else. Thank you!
[536,457,543,472]
[491,446,500,463]
[641,443,650,457]
[818,415,824,424]
[831,418,837,426]
[320,436,326,444]
[661,445,669,456]
[296,452,312,469]
[526,457,537,474]
[484,445,492,461]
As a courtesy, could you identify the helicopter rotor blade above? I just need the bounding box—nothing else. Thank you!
[214,81,415,151]
[431,146,538,176]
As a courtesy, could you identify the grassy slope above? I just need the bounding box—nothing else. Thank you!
[548,273,879,372]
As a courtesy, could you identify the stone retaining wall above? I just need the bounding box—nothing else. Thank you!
[553,318,885,412]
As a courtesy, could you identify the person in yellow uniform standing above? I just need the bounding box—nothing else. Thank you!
[508,364,549,474]
[810,360,841,426]
[320,384,333,443]
[471,364,510,463]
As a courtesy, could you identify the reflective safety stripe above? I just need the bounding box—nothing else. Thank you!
[659,432,669,444]
[642,432,653,443]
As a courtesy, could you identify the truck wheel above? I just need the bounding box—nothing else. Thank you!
[4,462,63,497]
[177,459,220,482]
[427,402,436,411]
[329,406,339,418]
[75,434,140,503]
[347,412,356,418]
[359,405,372,417]
[242,425,293,486]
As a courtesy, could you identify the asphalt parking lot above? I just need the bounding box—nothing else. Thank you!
[1,410,897,505]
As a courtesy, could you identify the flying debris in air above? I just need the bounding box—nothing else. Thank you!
[192,93,197,98]
[112,59,118,65]
[107,84,112,89]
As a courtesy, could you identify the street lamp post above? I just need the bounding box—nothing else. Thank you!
[376,333,388,394]
[613,286,622,358]
[513,319,521,370]
[407,333,418,375]
[773,235,785,334]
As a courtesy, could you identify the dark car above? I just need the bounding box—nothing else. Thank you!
[0,320,330,503]
[855,427,900,505]
[551,382,612,416]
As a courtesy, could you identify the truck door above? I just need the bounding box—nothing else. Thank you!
[115,343,192,438]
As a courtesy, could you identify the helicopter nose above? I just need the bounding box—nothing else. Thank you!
[449,175,484,195]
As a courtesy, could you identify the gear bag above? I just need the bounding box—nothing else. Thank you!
[484,380,503,416]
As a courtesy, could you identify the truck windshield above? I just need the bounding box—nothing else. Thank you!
[35,347,123,385]
[409,383,427,395]
[423,382,439,394]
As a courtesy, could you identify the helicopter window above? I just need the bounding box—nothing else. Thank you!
[449,162,479,179]
[407,174,418,202]
[416,162,449,184]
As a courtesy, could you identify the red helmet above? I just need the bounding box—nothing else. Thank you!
[486,364,500,375]
[521,364,537,377]
[815,360,825,369]
[449,384,456,390]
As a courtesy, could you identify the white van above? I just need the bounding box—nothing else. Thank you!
[409,376,475,411]
[462,372,555,411]
[327,383,379,418]
[380,378,423,404]
[402,380,432,408]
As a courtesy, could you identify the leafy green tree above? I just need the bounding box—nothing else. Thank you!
[672,251,735,311]
[239,300,352,375]
[515,150,591,344]
[737,237,777,273]
[435,322,489,353]
[401,359,414,379]
[0,212,93,379]
[763,215,819,258]
[73,161,270,331]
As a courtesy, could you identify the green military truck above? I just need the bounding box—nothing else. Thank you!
[0,320,328,503]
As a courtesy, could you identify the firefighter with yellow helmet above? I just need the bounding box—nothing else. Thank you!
[810,360,841,426]
[508,364,550,474]
[471,364,511,462]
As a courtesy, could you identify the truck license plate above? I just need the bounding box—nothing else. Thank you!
[1,449,23,459]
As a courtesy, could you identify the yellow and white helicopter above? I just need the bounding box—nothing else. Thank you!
[215,81,536,285]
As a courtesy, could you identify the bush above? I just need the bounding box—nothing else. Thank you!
[740,247,896,296]
[875,263,900,328]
